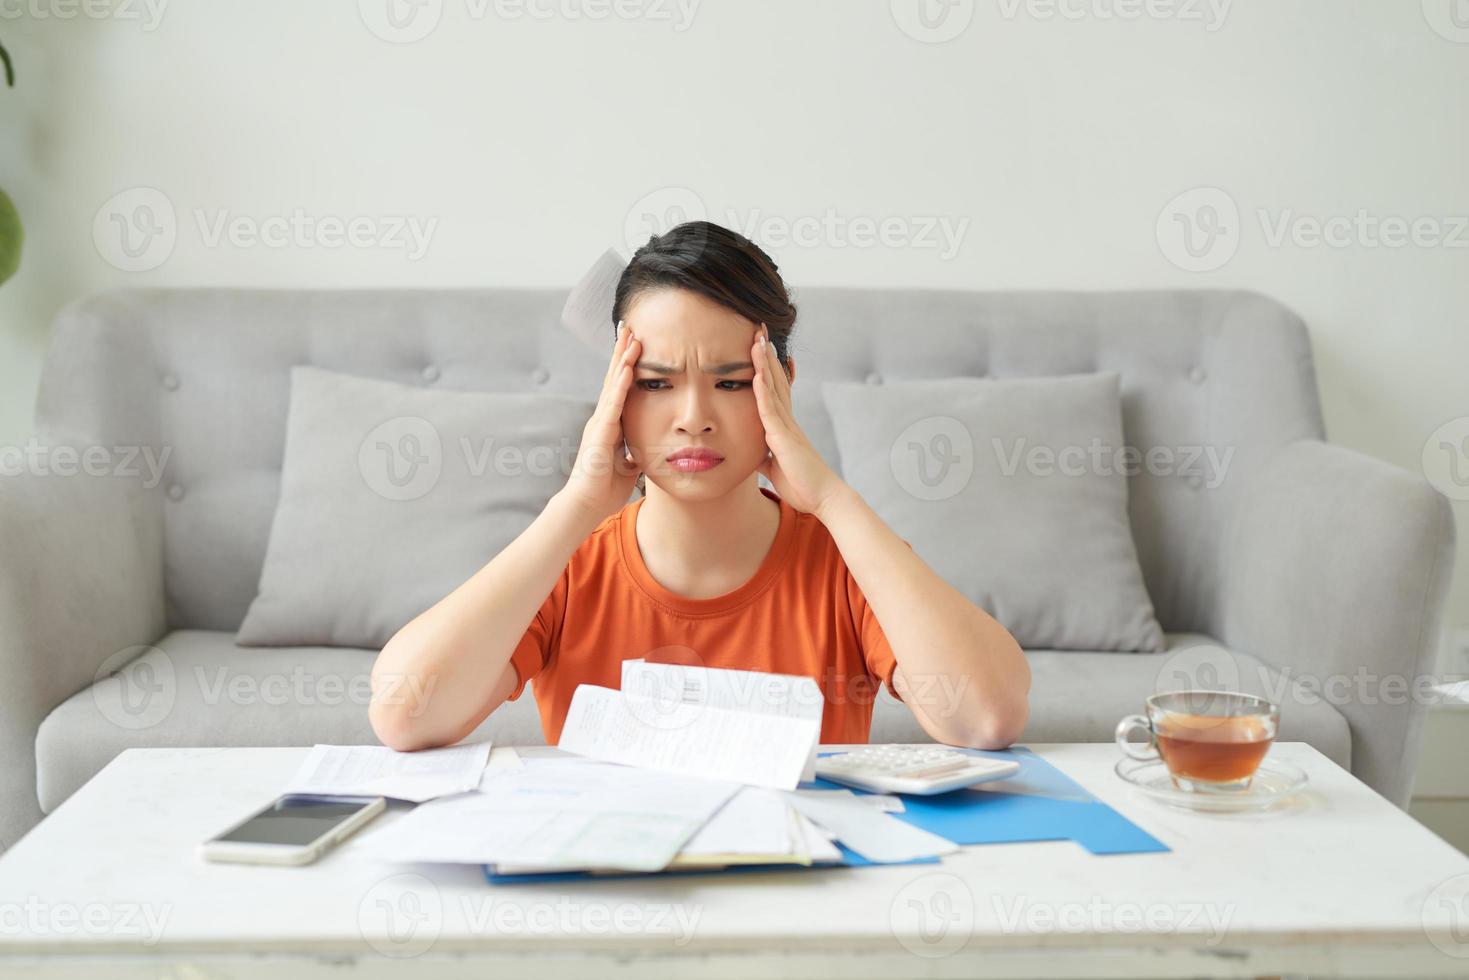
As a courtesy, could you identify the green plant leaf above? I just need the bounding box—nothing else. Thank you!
[0,40,13,88]
[0,189,22,286]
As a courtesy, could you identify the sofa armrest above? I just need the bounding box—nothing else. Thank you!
[0,469,166,851]
[1219,439,1455,808]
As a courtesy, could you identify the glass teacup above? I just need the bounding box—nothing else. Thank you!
[1115,690,1279,793]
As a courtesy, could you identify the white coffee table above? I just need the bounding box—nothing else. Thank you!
[1,743,1467,979]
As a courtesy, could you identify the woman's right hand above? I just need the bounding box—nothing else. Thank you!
[558,319,644,525]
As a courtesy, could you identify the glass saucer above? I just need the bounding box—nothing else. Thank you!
[1113,756,1309,813]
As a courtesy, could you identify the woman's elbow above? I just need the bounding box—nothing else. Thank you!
[369,641,434,751]
[977,695,1030,749]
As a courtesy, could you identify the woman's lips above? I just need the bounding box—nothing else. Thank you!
[667,451,723,473]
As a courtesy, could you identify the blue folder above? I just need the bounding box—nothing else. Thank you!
[482,746,1168,885]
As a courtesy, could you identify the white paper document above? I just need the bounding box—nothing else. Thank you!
[679,786,798,857]
[557,683,821,791]
[784,788,959,863]
[284,741,491,803]
[620,659,825,782]
[361,759,742,872]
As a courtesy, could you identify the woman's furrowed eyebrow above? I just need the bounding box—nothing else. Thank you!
[637,360,755,376]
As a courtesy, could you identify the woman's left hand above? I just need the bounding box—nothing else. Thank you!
[751,322,850,519]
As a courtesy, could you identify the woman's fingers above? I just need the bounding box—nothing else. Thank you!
[595,330,639,444]
[602,319,628,390]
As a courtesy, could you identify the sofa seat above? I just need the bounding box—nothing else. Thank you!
[34,629,1351,815]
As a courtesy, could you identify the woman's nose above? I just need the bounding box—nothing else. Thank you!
[674,385,715,434]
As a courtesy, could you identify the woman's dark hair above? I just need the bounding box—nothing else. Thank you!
[613,220,797,497]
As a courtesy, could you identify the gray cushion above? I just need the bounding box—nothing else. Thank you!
[822,372,1165,652]
[235,366,594,649]
[34,630,1349,815]
[869,632,1351,768]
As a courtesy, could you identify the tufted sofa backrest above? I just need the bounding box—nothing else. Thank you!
[35,287,1324,637]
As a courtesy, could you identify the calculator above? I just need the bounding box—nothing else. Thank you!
[814,744,1021,795]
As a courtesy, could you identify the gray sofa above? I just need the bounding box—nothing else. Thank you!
[0,286,1453,851]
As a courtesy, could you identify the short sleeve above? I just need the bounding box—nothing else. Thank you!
[505,564,570,702]
[845,538,915,703]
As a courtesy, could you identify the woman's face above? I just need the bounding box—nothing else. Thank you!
[620,287,793,501]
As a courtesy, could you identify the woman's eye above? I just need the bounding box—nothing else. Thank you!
[636,380,751,391]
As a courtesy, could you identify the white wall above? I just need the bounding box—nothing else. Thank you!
[1,0,1466,667]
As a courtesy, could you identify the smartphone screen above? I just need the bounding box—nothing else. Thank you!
[213,795,378,847]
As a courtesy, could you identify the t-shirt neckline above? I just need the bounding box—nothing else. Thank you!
[620,486,795,616]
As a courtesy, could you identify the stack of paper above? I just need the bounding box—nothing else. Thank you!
[557,660,826,789]
[284,741,491,802]
[361,757,742,873]
[345,663,961,877]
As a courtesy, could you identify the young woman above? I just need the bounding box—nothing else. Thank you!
[369,221,1030,752]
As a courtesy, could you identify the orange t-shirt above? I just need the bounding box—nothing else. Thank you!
[506,486,908,744]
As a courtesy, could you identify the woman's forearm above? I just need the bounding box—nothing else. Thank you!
[368,491,601,750]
